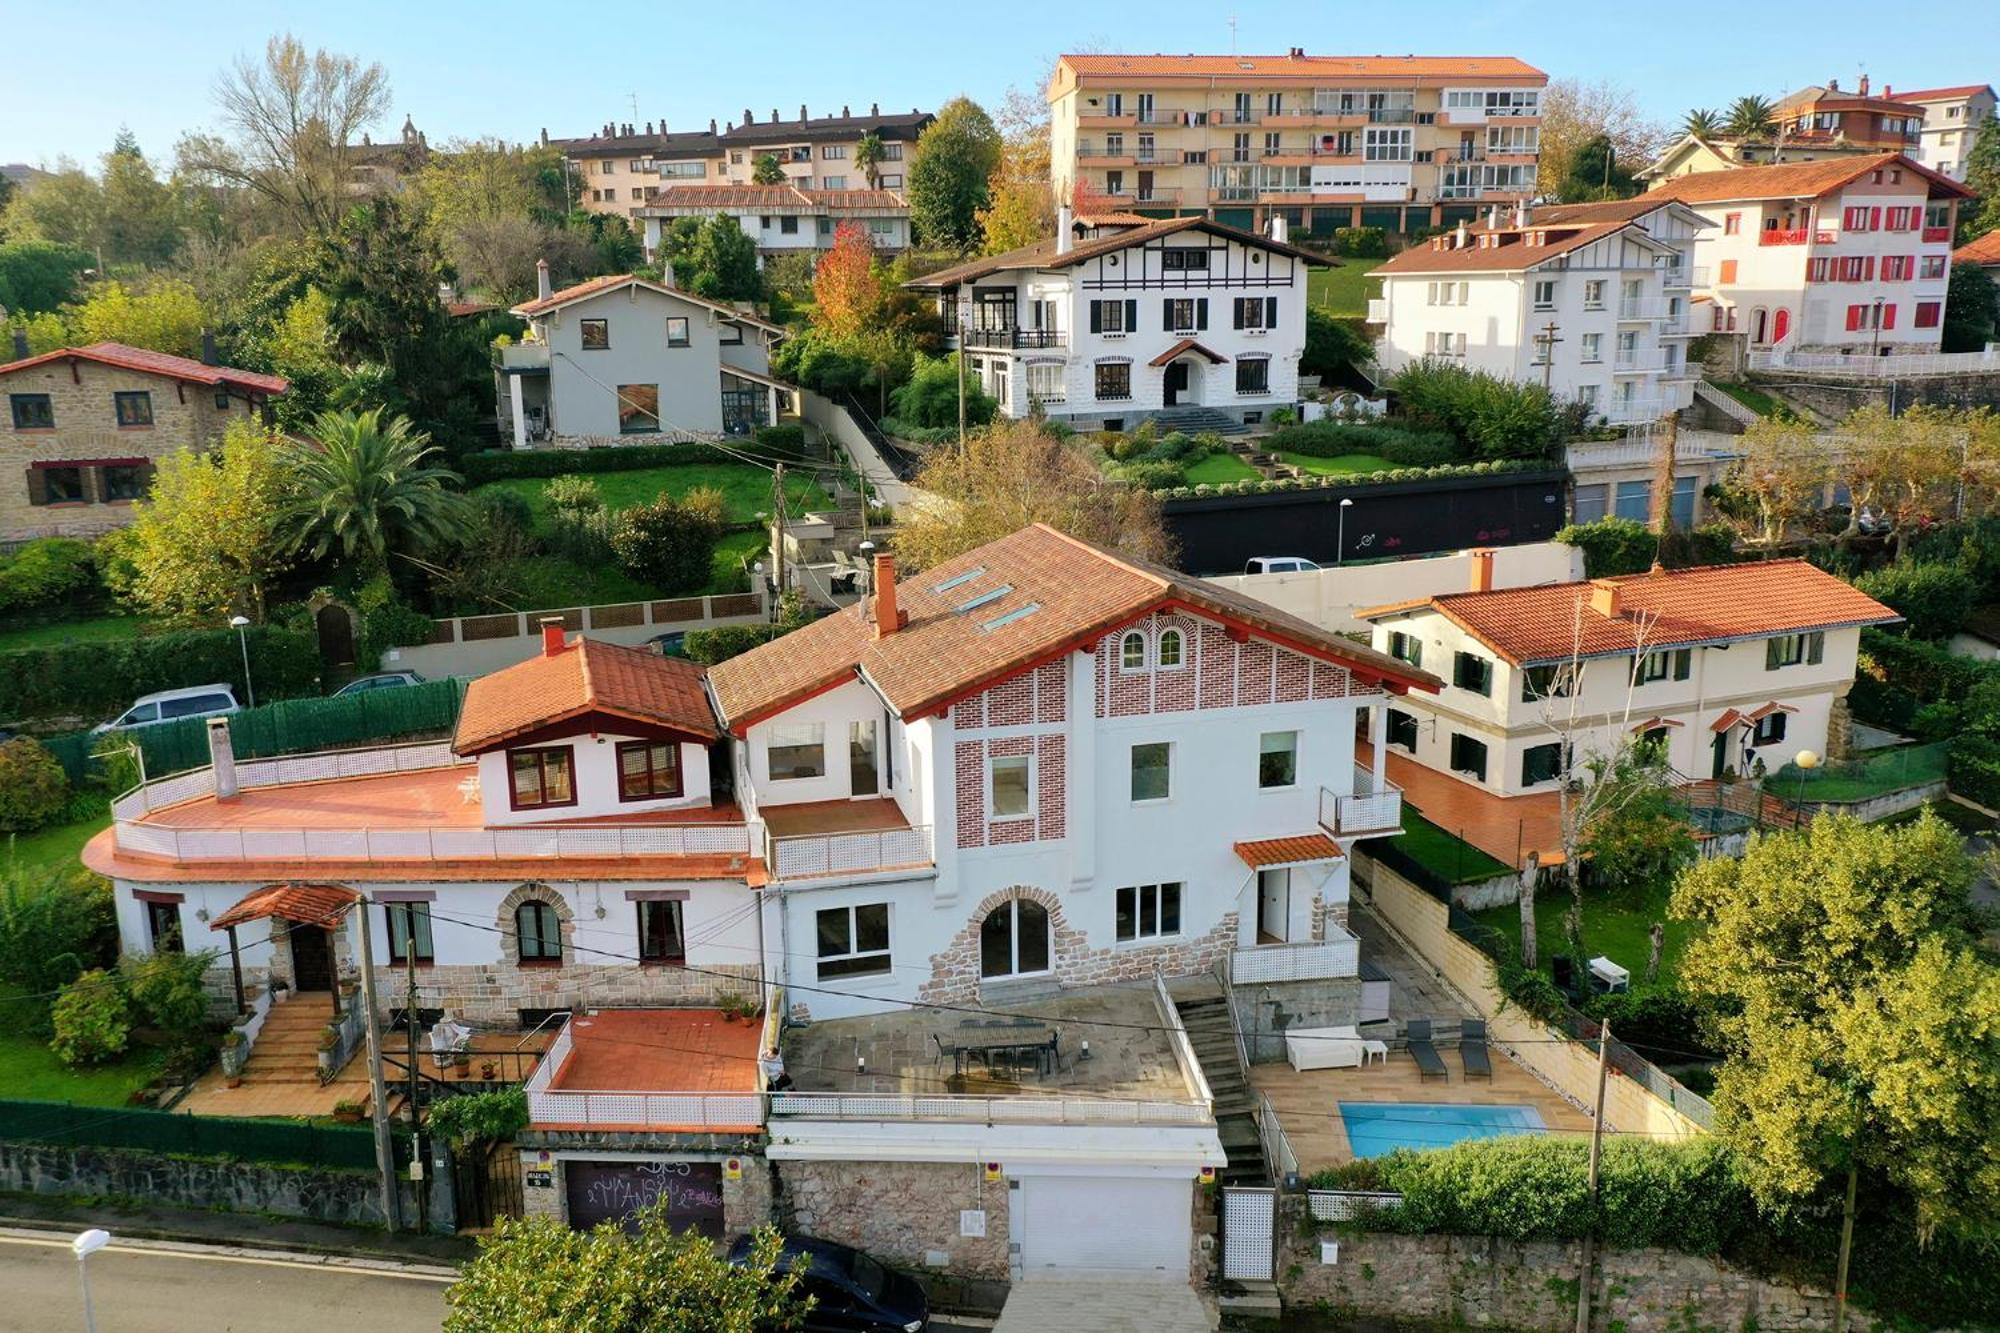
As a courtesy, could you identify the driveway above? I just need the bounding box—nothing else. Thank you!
[992,1280,1213,1333]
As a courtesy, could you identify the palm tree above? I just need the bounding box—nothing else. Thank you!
[1724,95,1778,140]
[1683,108,1723,139]
[752,153,786,186]
[854,132,884,190]
[282,407,469,574]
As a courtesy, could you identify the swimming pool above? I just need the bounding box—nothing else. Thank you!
[1339,1102,1547,1157]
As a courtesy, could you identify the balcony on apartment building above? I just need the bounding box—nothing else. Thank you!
[1759,228,1810,246]
[1097,187,1183,205]
[1613,351,1670,374]
[957,325,1068,351]
[1603,395,1669,424]
[1922,226,1953,243]
[1659,261,1691,289]
[1619,300,1692,334]
[1322,765,1403,839]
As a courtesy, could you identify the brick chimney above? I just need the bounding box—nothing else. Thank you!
[1468,548,1496,592]
[1858,74,1870,96]
[872,553,901,638]
[1588,579,1623,618]
[200,330,219,366]
[208,717,240,802]
[540,615,567,656]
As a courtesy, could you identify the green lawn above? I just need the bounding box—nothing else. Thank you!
[1770,741,1949,804]
[5,813,110,878]
[1471,881,1699,986]
[0,984,166,1106]
[1711,380,1785,418]
[0,615,153,656]
[474,463,829,529]
[1183,453,1262,485]
[1307,260,1384,318]
[1277,451,1398,477]
[1393,809,1512,884]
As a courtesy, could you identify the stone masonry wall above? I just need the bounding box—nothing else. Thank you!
[1279,1224,1872,1333]
[914,884,1237,1005]
[516,1133,771,1235]
[778,1159,1011,1280]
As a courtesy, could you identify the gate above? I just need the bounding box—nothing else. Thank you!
[1221,1186,1277,1281]
[453,1141,524,1231]
[316,603,356,667]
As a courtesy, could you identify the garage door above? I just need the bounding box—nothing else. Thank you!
[1017,1176,1190,1278]
[564,1160,724,1236]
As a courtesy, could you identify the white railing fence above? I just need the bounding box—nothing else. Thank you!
[767,1091,1214,1125]
[522,1019,764,1129]
[1307,1189,1405,1222]
[1324,772,1402,836]
[770,825,934,879]
[1156,969,1216,1110]
[1691,379,1763,427]
[1230,929,1362,984]
[116,821,757,865]
[112,741,463,820]
[1258,1091,1299,1180]
[1748,345,2000,378]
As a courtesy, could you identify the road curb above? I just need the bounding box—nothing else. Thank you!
[0,1212,469,1271]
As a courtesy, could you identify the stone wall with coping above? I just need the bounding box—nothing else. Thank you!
[1233,976,1362,1065]
[516,1131,771,1235]
[777,1160,1010,1281]
[1278,1223,1871,1333]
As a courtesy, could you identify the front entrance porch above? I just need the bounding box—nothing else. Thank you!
[1149,338,1226,409]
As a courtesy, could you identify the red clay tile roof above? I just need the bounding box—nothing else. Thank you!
[0,342,288,395]
[640,184,907,213]
[1234,834,1343,869]
[510,274,783,332]
[211,883,359,931]
[1149,338,1227,367]
[1058,53,1544,81]
[1889,85,1994,103]
[906,216,1331,289]
[453,636,719,755]
[1359,560,1900,666]
[1957,231,2000,266]
[708,524,1440,730]
[1527,198,1687,226]
[1075,211,1152,227]
[1374,221,1646,276]
[1646,152,1973,203]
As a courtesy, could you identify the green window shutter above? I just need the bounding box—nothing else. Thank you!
[1196,298,1209,330]
[1765,637,1781,670]
[1807,632,1824,665]
[1124,299,1137,331]
[1089,301,1102,333]
[1673,648,1692,680]
[1163,299,1174,331]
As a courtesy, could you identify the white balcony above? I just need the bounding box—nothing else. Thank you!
[1320,766,1402,838]
[1230,927,1362,985]
[1365,298,1389,324]
[1613,353,1668,373]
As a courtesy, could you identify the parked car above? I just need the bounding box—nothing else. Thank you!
[1244,556,1321,574]
[726,1234,929,1332]
[332,670,426,698]
[91,684,242,735]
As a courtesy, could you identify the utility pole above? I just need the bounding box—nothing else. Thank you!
[1574,1018,1611,1333]
[353,900,401,1231]
[1536,321,1564,391]
[771,464,790,601]
[1650,412,1679,535]
[402,904,427,1233]
[956,305,972,447]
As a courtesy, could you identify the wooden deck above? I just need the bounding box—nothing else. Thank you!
[1251,1044,1594,1171]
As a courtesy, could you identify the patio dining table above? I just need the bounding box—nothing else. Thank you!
[950,1018,1058,1079]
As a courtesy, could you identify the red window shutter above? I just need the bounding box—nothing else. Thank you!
[1846,305,1863,331]
[1864,256,1875,280]
[1870,207,1882,230]
[1881,304,1896,330]
[1720,259,1738,284]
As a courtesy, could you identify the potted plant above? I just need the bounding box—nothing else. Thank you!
[271,978,291,1004]
[332,1099,364,1124]
[454,1050,472,1074]
[220,1030,248,1082]
[479,1060,498,1081]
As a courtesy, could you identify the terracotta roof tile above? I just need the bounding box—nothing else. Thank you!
[1374,221,1641,276]
[1148,337,1227,367]
[708,524,1439,729]
[1646,152,1972,203]
[906,216,1331,289]
[0,342,288,395]
[509,274,783,332]
[1888,85,1994,103]
[1234,834,1343,868]
[453,636,719,754]
[512,273,637,315]
[1359,560,1899,665]
[1956,232,2000,266]
[1058,54,1544,81]
[211,883,359,931]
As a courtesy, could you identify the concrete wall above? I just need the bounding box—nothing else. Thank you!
[1355,853,1709,1140]
[517,1134,771,1236]
[1280,1225,1869,1332]
[1206,541,1583,635]
[1233,975,1362,1064]
[384,593,767,676]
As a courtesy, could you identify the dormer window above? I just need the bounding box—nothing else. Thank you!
[1157,628,1184,668]
[1121,632,1148,669]
[508,747,576,810]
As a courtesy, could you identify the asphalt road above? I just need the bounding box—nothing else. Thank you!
[0,1230,453,1332]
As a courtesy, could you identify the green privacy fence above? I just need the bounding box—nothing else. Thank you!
[0,1098,396,1171]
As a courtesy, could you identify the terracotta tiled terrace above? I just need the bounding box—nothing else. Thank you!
[1363,751,1562,870]
[760,797,912,838]
[529,1008,766,1133]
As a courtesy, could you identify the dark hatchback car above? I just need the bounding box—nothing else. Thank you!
[728,1234,930,1332]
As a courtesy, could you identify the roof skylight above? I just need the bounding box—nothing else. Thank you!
[932,567,986,593]
[956,585,1013,614]
[982,603,1043,631]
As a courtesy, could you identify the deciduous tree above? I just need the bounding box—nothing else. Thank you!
[1960,114,2000,241]
[125,420,294,624]
[1714,414,1829,547]
[811,222,882,338]
[66,279,208,357]
[672,213,761,303]
[0,161,104,261]
[908,97,1002,251]
[1537,79,1668,199]
[97,130,182,267]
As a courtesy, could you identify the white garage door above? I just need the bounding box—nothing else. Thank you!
[1017,1176,1190,1279]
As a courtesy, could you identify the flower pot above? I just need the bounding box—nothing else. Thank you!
[333,1109,362,1124]
[226,1076,244,1089]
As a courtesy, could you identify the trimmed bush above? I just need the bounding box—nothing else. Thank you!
[684,623,785,664]
[0,738,71,833]
[611,487,725,595]
[1263,419,1458,464]
[1388,361,1574,460]
[0,538,99,618]
[1331,225,1390,258]
[1853,561,1978,641]
[50,969,131,1067]
[0,625,318,724]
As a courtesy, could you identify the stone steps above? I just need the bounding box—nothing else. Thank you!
[1173,988,1268,1186]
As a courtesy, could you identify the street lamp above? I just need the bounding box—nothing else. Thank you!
[72,1228,110,1333]
[1793,748,1820,811]
[228,615,255,709]
[1336,497,1355,566]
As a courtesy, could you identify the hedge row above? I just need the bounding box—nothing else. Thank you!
[0,627,320,724]
[457,425,809,486]
[1152,457,1548,500]
[1261,419,1458,466]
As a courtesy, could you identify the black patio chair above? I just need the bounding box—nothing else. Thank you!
[1460,1018,1492,1081]
[1406,1018,1449,1083]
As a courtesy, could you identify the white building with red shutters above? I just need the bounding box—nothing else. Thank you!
[1644,152,1972,355]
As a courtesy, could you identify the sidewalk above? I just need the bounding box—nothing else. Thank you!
[0,1190,476,1266]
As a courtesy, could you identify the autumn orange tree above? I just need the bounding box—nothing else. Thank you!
[811,221,883,339]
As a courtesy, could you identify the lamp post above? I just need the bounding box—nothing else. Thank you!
[228,615,255,709]
[1336,497,1354,566]
[72,1228,110,1333]
[1793,748,1820,812]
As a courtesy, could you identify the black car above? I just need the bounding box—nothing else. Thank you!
[727,1234,929,1332]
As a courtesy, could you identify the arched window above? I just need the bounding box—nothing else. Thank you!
[516,901,562,964]
[1120,632,1148,670]
[1157,628,1184,668]
[979,898,1051,979]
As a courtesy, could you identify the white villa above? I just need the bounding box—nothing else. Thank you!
[905,213,1327,429]
[635,184,911,262]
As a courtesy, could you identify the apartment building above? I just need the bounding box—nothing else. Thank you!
[635,185,911,262]
[0,339,287,544]
[1369,197,1707,427]
[1648,152,1971,353]
[1048,50,1547,236]
[1641,77,1928,184]
[1891,84,1998,181]
[545,123,724,220]
[717,104,931,191]
[905,213,1324,429]
[1358,558,1897,797]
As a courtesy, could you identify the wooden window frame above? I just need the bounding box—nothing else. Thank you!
[515,901,563,965]
[507,746,578,810]
[636,899,687,964]
[616,740,683,802]
[113,390,154,427]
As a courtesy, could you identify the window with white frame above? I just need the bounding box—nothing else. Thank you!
[1120,631,1148,669]
[767,722,826,780]
[1130,742,1171,801]
[1580,332,1603,362]
[989,753,1032,819]
[1258,731,1298,789]
[1156,627,1184,667]
[1116,882,1182,942]
[1583,280,1606,310]
[816,903,891,978]
[1532,280,1556,310]
[1363,128,1413,161]
[1027,361,1065,403]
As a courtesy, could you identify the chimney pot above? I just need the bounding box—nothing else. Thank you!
[800,104,808,121]
[208,717,240,802]
[200,329,218,366]
[535,258,552,302]
[871,102,879,115]
[540,616,567,656]
[709,118,717,133]
[1588,579,1623,618]
[1468,548,1496,593]
[872,554,901,639]
[842,105,850,117]
[744,108,754,124]
[1056,205,1074,254]
[1858,74,1869,96]
[772,108,780,124]
[1828,78,1839,92]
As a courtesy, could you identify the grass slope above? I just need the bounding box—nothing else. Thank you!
[474,463,827,529]
[1307,261,1385,318]
[0,615,152,656]
[1470,882,1698,985]
[1277,451,1398,477]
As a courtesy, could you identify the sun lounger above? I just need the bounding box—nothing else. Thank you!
[1460,1018,1492,1080]
[1405,1018,1448,1082]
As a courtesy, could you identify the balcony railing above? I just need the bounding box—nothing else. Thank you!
[1659,264,1690,288]
[960,327,1067,350]
[1367,108,1416,124]
[1758,228,1809,246]
[114,820,758,865]
[768,1091,1213,1125]
[1230,928,1361,985]
[1618,300,1673,321]
[1922,226,1952,243]
[1747,346,2000,378]
[1690,266,1712,287]
[526,1022,766,1130]
[1614,352,1668,373]
[111,741,465,820]
[1602,396,1668,424]
[1321,767,1402,838]
[769,825,934,879]
[496,341,550,371]
[1366,298,1389,324]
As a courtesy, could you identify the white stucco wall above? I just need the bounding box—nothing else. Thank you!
[474,734,713,825]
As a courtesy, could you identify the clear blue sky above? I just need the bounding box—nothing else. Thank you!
[1,0,1992,167]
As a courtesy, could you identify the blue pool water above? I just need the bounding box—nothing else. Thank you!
[1339,1102,1547,1157]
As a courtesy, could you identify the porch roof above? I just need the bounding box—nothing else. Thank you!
[210,883,359,932]
[1234,833,1343,869]
[1148,337,1228,367]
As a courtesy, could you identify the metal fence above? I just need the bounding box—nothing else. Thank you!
[0,1098,394,1171]
[117,679,467,779]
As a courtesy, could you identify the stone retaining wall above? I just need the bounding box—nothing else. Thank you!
[516,1131,770,1236]
[1279,1225,1870,1333]
[777,1159,1010,1281]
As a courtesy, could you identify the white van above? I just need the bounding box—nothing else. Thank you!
[1243,556,1322,575]
[92,684,242,735]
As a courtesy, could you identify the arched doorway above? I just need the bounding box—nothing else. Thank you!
[1771,307,1791,345]
[316,602,356,668]
[1750,307,1768,344]
[980,898,1050,978]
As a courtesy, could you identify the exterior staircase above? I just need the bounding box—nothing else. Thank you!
[1173,984,1268,1186]
[1151,405,1250,437]
[238,992,340,1088]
